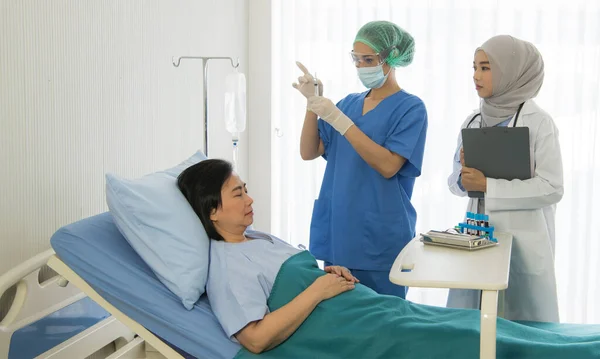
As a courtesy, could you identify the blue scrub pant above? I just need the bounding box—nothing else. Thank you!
[324,262,406,299]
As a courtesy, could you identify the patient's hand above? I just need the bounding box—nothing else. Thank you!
[310,273,355,301]
[324,266,360,283]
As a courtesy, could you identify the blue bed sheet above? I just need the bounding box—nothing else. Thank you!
[50,212,241,359]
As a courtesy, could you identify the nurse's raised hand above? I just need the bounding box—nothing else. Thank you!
[292,61,323,99]
[307,96,355,135]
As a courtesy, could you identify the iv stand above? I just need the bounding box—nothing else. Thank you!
[172,56,240,157]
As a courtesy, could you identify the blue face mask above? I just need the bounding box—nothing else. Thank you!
[357,64,389,89]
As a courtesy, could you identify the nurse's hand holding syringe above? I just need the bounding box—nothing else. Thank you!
[294,61,327,161]
[292,62,323,100]
[292,62,354,136]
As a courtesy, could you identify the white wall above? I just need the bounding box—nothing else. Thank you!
[248,0,272,232]
[0,0,248,292]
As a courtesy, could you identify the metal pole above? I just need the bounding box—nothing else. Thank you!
[172,56,240,157]
[203,59,209,156]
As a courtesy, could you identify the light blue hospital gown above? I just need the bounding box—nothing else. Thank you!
[206,230,301,339]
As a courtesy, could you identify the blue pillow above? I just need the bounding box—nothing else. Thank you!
[105,151,209,310]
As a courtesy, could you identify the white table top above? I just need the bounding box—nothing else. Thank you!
[389,232,513,291]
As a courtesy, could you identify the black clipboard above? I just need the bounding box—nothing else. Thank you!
[461,127,531,198]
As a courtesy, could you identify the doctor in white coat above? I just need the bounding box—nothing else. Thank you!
[447,35,564,322]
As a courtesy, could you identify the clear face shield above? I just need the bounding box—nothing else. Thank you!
[350,52,383,67]
[349,48,391,67]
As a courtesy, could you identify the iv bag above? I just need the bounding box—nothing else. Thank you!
[224,70,247,135]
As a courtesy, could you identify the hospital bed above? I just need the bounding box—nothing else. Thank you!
[0,248,136,359]
[4,212,596,359]
[1,212,241,359]
[1,210,511,359]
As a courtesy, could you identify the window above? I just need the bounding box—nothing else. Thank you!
[270,0,600,322]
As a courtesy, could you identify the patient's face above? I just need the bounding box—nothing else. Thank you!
[211,173,254,233]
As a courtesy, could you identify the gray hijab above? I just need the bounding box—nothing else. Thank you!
[477,35,544,127]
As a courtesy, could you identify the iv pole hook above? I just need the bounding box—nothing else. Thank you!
[171,56,240,156]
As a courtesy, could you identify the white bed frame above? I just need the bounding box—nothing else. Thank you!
[0,250,184,359]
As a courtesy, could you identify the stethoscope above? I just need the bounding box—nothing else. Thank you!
[466,102,525,128]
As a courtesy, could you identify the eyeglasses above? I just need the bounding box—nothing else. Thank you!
[349,51,384,67]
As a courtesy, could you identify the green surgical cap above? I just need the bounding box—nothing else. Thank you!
[354,21,415,67]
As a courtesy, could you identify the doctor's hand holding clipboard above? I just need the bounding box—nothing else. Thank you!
[458,147,487,194]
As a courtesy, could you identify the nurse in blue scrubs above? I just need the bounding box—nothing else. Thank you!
[294,21,428,298]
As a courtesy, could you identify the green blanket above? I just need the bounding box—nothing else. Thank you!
[235,251,600,359]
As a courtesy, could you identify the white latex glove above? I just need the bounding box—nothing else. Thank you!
[292,61,323,99]
[307,96,354,135]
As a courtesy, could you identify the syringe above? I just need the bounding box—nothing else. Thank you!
[313,72,319,96]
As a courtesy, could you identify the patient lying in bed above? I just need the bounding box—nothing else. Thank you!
[177,159,358,353]
[178,159,600,359]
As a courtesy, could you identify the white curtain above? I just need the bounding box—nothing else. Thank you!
[270,0,600,324]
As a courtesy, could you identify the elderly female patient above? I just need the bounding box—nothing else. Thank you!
[177,159,357,354]
[178,159,600,359]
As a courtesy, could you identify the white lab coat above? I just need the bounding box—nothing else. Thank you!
[446,99,563,322]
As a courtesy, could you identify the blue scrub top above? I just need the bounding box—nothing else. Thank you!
[310,90,428,271]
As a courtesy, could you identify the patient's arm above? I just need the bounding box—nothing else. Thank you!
[235,284,320,354]
[235,273,354,354]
